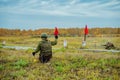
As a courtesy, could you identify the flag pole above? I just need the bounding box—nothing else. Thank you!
[84,34,86,41]
[82,25,88,47]
[82,34,86,47]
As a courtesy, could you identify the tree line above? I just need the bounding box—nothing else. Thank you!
[0,28,119,37]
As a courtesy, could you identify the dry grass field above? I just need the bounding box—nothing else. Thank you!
[0,36,120,80]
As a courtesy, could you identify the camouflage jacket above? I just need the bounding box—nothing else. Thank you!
[34,39,57,54]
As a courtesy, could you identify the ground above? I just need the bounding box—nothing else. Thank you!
[0,36,120,80]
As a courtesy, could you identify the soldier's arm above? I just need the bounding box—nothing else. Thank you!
[34,42,41,53]
[102,44,107,46]
[51,39,57,46]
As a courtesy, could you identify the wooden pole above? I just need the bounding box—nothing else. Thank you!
[82,34,86,47]
[84,34,86,41]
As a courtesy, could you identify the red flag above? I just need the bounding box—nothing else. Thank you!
[84,25,88,35]
[54,27,59,36]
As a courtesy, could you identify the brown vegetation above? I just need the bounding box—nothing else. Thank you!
[0,28,120,37]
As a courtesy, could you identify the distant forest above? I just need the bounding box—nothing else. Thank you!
[0,28,120,37]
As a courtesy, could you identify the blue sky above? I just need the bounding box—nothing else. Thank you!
[0,0,120,30]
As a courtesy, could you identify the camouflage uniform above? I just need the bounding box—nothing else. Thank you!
[103,42,115,50]
[33,33,57,63]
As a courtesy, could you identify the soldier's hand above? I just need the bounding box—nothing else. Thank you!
[55,35,58,39]
[32,52,36,56]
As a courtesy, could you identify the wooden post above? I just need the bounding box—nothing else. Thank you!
[84,34,86,41]
[82,25,88,47]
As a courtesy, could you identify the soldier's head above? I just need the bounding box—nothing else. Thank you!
[41,33,48,39]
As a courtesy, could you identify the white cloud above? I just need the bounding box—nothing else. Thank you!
[69,0,79,5]
[0,0,120,17]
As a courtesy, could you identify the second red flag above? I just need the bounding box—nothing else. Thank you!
[84,25,88,35]
[54,27,59,36]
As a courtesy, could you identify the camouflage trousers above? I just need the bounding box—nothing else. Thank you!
[39,53,52,63]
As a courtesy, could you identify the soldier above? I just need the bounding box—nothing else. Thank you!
[32,33,58,63]
[103,42,115,50]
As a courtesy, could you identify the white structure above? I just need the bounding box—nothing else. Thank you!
[2,41,6,46]
[82,41,86,47]
[63,40,67,48]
